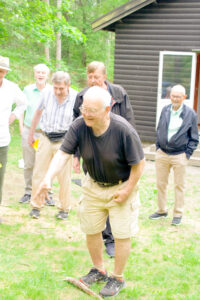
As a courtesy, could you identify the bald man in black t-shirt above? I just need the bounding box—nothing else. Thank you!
[34,86,145,298]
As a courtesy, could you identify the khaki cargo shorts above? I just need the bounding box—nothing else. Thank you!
[78,174,140,239]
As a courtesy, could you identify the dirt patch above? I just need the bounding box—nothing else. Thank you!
[1,161,200,240]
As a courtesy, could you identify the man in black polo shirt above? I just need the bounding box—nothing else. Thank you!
[34,86,145,298]
[73,61,135,258]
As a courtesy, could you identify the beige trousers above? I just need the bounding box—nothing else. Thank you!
[155,149,188,217]
[79,173,140,239]
[31,134,72,212]
[21,125,41,195]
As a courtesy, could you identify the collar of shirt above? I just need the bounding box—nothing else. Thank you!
[53,93,70,106]
[170,104,183,117]
[33,83,40,92]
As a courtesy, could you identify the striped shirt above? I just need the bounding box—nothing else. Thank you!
[38,87,78,133]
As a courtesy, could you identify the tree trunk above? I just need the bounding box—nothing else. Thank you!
[78,0,87,67]
[43,0,50,61]
[56,0,62,68]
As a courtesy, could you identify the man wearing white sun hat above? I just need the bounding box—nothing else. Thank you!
[0,56,27,212]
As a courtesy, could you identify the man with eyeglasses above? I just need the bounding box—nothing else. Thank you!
[149,84,199,226]
[73,61,135,258]
[33,86,145,298]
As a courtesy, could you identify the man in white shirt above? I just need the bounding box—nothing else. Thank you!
[0,56,27,211]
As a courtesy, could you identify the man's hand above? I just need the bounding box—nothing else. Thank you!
[33,178,51,206]
[73,156,81,173]
[9,113,16,125]
[113,188,129,204]
[28,131,35,146]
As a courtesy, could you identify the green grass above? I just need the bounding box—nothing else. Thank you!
[1,123,200,299]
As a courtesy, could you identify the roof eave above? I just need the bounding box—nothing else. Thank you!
[91,0,157,32]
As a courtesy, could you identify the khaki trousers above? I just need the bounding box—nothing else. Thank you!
[155,149,188,217]
[21,125,41,195]
[31,134,72,212]
[79,173,140,239]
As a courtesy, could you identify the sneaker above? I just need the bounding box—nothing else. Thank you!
[99,276,126,298]
[71,178,82,186]
[56,210,68,220]
[45,195,55,206]
[19,194,31,203]
[30,208,40,219]
[105,243,115,258]
[149,212,168,219]
[80,268,108,286]
[171,217,182,226]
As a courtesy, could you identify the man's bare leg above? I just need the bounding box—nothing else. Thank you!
[86,233,105,271]
[114,238,131,278]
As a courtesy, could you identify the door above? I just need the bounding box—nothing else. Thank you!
[156,51,196,125]
[193,53,200,125]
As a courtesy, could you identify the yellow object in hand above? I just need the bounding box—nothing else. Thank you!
[32,139,39,151]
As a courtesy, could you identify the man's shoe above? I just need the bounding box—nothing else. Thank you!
[56,210,68,220]
[19,194,31,203]
[80,268,108,287]
[72,178,82,187]
[99,276,126,298]
[171,217,182,226]
[30,209,40,219]
[105,243,115,258]
[149,212,168,219]
[45,195,55,206]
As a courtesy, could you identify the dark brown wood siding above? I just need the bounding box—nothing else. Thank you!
[113,0,200,141]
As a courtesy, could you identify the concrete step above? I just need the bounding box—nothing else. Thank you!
[144,144,200,167]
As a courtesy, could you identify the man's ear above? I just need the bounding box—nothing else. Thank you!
[105,106,111,113]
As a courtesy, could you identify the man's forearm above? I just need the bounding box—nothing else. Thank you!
[30,109,42,134]
[124,158,145,195]
[44,150,71,184]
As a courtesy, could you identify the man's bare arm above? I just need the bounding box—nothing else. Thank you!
[33,150,72,203]
[28,109,43,145]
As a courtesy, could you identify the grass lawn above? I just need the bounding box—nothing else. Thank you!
[0,123,200,299]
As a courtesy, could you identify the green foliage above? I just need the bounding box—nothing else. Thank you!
[0,0,130,88]
[0,0,84,44]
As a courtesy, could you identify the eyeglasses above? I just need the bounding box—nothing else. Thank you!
[171,95,184,100]
[80,105,103,115]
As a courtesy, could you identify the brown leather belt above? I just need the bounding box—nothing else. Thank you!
[95,180,123,187]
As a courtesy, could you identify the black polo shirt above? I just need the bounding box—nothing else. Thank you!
[60,113,144,183]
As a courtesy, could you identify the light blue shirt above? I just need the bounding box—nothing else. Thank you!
[23,83,51,129]
[168,104,183,141]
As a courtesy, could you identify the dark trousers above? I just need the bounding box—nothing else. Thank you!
[0,146,8,204]
[102,216,114,245]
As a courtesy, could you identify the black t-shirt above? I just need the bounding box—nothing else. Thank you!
[60,113,144,183]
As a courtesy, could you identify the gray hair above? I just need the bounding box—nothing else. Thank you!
[171,84,186,95]
[87,61,106,75]
[83,86,111,108]
[52,71,71,85]
[34,64,50,75]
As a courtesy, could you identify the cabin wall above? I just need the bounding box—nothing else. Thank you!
[113,0,200,141]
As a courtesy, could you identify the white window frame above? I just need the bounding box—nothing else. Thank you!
[156,51,196,126]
